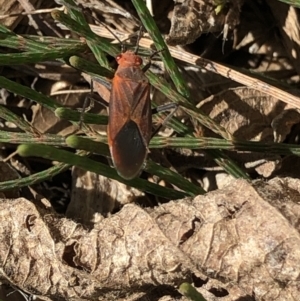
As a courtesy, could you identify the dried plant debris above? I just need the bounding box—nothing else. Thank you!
[166,0,243,45]
[266,0,300,75]
[1,178,300,300]
[67,167,146,225]
[198,86,287,142]
[271,108,300,143]
[77,0,140,32]
[197,86,300,177]
[0,0,39,29]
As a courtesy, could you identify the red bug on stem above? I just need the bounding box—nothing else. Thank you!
[107,50,152,180]
[71,6,164,180]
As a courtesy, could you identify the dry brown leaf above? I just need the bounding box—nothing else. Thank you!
[0,0,38,29]
[166,0,243,46]
[198,86,288,141]
[0,198,195,300]
[271,108,300,142]
[1,178,300,300]
[67,167,146,224]
[266,0,300,76]
[31,85,88,135]
[198,86,300,176]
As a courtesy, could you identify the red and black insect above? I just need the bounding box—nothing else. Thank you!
[107,50,152,180]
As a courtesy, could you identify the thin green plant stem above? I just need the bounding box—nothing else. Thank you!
[0,163,70,191]
[51,10,109,68]
[61,0,91,27]
[17,144,188,199]
[151,105,249,179]
[0,76,60,111]
[0,106,35,134]
[66,135,204,195]
[52,1,119,68]
[66,135,109,155]
[150,136,300,156]
[0,131,66,145]
[148,72,231,140]
[208,149,249,179]
[131,0,190,98]
[149,73,248,179]
[55,107,108,125]
[179,283,207,301]
[0,24,59,52]
[145,160,205,195]
[69,55,114,79]
[0,23,14,34]
[0,24,87,56]
[23,35,81,46]
[0,45,86,65]
[277,0,300,7]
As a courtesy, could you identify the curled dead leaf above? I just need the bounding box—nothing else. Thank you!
[1,178,300,300]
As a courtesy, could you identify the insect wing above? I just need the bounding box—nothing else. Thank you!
[108,70,151,179]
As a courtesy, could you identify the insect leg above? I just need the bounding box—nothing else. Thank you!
[142,49,165,72]
[151,102,178,138]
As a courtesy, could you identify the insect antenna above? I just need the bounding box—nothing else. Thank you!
[134,26,144,54]
[81,7,125,48]
[78,4,146,54]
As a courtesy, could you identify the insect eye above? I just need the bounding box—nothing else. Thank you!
[136,57,143,65]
